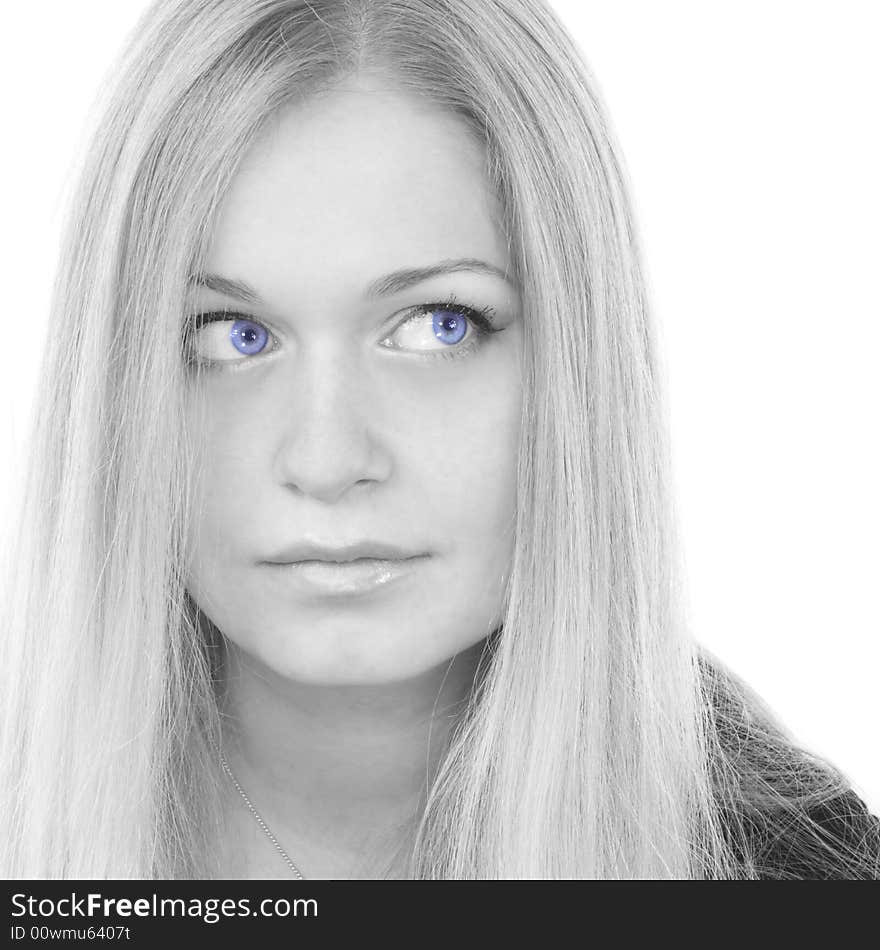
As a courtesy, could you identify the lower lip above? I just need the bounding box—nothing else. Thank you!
[261,556,427,597]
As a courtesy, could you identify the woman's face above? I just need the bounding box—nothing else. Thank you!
[185,79,523,685]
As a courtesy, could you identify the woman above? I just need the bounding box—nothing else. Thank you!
[1,0,877,879]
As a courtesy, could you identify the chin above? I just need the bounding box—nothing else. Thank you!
[245,622,485,688]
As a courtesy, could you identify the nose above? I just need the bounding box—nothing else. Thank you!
[272,345,392,504]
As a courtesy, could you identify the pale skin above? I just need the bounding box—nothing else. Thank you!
[184,74,524,879]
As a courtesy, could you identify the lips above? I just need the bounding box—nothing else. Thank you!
[261,554,427,597]
[261,539,425,565]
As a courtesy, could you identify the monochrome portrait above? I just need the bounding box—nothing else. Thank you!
[1,0,877,880]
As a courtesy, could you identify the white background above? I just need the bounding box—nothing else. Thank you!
[1,2,877,815]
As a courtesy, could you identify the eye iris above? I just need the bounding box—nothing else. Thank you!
[229,319,268,355]
[432,309,468,345]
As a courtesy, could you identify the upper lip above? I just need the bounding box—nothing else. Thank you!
[262,540,426,564]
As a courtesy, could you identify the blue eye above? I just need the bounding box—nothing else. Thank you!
[229,319,269,355]
[382,298,500,360]
[185,313,276,365]
[431,309,468,345]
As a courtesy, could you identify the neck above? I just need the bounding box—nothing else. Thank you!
[216,639,486,878]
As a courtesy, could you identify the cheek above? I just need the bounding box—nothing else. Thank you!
[406,366,521,545]
[185,391,270,563]
[419,414,518,542]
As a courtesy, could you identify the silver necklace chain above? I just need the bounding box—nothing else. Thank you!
[219,749,306,880]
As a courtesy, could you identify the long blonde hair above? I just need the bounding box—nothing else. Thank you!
[1,0,868,878]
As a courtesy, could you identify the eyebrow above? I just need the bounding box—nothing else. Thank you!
[189,257,517,304]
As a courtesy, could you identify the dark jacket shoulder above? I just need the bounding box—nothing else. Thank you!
[748,790,880,880]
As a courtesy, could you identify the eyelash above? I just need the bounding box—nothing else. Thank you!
[184,294,501,369]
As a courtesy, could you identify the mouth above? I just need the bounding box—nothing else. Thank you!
[261,555,428,597]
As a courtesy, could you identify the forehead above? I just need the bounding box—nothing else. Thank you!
[205,84,510,304]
